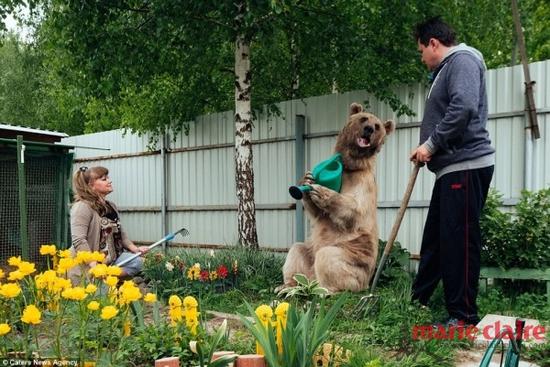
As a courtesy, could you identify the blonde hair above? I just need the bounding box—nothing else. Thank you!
[73,166,110,215]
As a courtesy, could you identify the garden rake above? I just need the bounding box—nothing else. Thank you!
[353,163,420,318]
[116,227,189,267]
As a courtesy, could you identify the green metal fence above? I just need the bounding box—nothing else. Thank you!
[0,137,73,267]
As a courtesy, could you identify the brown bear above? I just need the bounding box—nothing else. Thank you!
[280,102,395,293]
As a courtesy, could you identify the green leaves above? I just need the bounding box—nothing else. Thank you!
[197,319,236,367]
[276,274,329,301]
[239,294,348,367]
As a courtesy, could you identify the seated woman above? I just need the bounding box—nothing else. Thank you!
[68,166,149,285]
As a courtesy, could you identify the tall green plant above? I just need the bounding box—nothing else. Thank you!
[239,294,348,367]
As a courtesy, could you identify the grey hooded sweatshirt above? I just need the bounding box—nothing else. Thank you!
[421,43,495,179]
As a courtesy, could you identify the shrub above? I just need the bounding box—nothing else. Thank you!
[481,188,550,269]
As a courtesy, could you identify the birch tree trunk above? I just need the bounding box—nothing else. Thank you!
[234,3,259,249]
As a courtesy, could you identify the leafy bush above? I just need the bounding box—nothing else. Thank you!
[481,188,550,269]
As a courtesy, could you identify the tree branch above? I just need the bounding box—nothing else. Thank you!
[187,13,232,30]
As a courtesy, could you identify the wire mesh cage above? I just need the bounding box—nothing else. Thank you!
[0,141,72,268]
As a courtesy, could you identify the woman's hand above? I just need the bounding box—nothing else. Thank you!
[136,246,150,254]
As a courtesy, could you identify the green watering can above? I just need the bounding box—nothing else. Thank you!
[479,319,525,367]
[289,153,343,200]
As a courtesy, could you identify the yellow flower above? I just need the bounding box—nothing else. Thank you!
[21,305,42,325]
[87,301,100,311]
[123,320,131,336]
[209,271,218,281]
[0,283,22,298]
[168,295,182,308]
[56,258,76,273]
[85,284,98,294]
[8,270,24,281]
[275,302,290,321]
[18,261,36,276]
[118,281,142,305]
[89,264,108,278]
[51,277,71,293]
[58,249,72,258]
[183,296,198,309]
[35,270,57,290]
[187,263,201,280]
[0,269,4,280]
[255,304,273,356]
[168,306,183,325]
[143,293,157,303]
[0,323,11,335]
[8,256,22,267]
[255,304,273,324]
[75,251,94,264]
[275,302,290,354]
[61,287,87,301]
[106,266,122,277]
[104,276,118,288]
[100,306,118,320]
[91,251,106,263]
[185,314,199,335]
[40,244,57,256]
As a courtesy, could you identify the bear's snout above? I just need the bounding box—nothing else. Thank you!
[363,125,374,138]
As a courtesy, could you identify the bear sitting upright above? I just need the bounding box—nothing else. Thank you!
[280,102,394,293]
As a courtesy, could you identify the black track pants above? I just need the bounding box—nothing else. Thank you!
[412,166,494,324]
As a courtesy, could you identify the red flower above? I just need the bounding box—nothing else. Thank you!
[200,270,210,281]
[217,265,228,279]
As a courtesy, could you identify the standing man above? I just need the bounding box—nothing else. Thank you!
[410,17,495,326]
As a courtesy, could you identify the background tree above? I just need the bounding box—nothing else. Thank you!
[27,0,431,248]
[0,34,40,125]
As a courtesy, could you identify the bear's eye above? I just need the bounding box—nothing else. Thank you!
[375,124,380,130]
[360,117,369,123]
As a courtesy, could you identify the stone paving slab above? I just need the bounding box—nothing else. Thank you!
[473,314,546,348]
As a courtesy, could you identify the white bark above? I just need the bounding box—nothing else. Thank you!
[234,28,259,249]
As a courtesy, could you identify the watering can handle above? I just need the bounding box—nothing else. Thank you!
[115,227,188,268]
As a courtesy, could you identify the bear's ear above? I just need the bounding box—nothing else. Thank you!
[350,103,363,115]
[384,120,395,135]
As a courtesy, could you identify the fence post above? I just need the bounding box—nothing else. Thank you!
[161,129,169,253]
[294,114,306,243]
[16,135,29,260]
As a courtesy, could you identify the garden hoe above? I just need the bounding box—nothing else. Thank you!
[353,163,420,318]
[116,227,189,267]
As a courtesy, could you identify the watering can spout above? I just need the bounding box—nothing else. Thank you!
[289,153,343,200]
